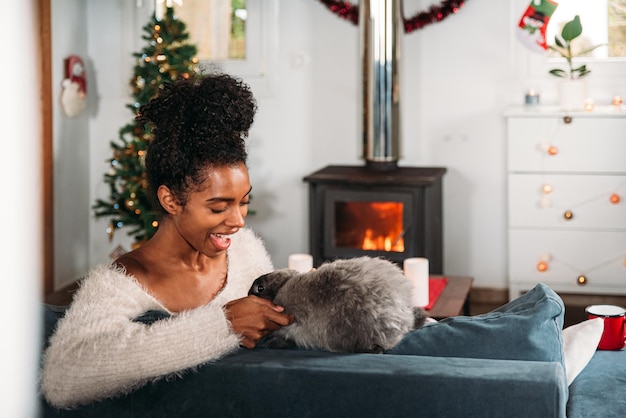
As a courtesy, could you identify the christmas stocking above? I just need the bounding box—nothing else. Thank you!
[516,0,558,53]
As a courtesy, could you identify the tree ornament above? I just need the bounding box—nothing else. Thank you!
[316,0,467,33]
[107,222,115,242]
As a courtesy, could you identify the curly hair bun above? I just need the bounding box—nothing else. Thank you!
[139,73,257,145]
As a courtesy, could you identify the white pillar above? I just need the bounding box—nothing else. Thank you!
[1,1,43,416]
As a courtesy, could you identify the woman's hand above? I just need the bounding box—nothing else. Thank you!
[224,295,294,349]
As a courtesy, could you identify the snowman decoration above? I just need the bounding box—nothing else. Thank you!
[60,55,87,117]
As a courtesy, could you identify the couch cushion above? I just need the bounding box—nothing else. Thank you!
[387,283,565,368]
[566,348,626,418]
[40,348,567,418]
[40,289,569,417]
[42,304,68,351]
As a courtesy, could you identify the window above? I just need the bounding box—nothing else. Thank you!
[546,0,626,59]
[174,0,247,61]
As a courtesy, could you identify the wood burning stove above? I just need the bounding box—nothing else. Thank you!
[301,3,446,273]
[303,165,446,274]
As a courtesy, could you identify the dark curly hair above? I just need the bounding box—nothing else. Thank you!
[137,72,257,214]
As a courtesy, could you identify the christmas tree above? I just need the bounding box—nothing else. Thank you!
[93,6,199,243]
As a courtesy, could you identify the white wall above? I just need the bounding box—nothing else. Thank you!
[2,1,42,416]
[51,0,91,286]
[72,0,626,290]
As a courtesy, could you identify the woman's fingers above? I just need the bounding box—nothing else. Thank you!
[225,296,294,347]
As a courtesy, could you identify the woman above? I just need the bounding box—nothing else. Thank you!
[41,73,293,409]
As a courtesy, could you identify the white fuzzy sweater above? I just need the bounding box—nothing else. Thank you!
[41,228,273,409]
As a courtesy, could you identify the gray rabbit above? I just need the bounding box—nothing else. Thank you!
[248,256,428,353]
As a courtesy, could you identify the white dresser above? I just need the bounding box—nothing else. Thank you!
[506,106,626,300]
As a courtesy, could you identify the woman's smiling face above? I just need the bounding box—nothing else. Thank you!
[172,162,251,255]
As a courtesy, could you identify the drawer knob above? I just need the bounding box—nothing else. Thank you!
[564,210,574,220]
[547,146,559,156]
[610,194,621,204]
[577,275,587,286]
[563,116,572,124]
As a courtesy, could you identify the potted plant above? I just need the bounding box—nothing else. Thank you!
[548,15,603,110]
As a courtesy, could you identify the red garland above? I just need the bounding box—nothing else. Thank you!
[316,0,467,33]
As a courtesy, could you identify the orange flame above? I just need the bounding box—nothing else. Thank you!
[334,201,404,253]
[361,228,404,252]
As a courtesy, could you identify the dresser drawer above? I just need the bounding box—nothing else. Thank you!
[508,174,626,229]
[508,229,626,293]
[507,117,626,173]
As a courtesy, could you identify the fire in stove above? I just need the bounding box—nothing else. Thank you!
[304,165,445,272]
[334,201,405,253]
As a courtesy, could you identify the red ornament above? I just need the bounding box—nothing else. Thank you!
[316,0,467,33]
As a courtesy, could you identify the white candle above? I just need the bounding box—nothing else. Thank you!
[288,253,314,273]
[404,257,429,307]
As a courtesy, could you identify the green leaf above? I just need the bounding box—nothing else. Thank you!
[573,67,591,78]
[554,36,565,49]
[576,44,606,57]
[549,69,567,77]
[561,15,582,42]
[548,45,570,59]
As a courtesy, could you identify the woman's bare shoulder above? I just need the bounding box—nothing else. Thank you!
[114,249,149,281]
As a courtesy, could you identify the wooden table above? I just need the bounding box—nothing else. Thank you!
[426,275,474,320]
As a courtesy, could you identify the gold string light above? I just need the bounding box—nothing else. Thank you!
[531,116,625,288]
[536,252,626,286]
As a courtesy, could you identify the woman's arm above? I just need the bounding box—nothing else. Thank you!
[41,264,241,409]
[42,228,279,409]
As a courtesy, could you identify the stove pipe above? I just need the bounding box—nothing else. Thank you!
[359,0,402,171]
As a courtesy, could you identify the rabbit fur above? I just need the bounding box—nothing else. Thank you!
[248,256,428,353]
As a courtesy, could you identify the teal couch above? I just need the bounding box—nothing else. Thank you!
[39,284,626,417]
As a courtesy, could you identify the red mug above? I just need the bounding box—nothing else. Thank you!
[586,305,626,350]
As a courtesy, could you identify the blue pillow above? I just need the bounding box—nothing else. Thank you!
[387,283,565,367]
